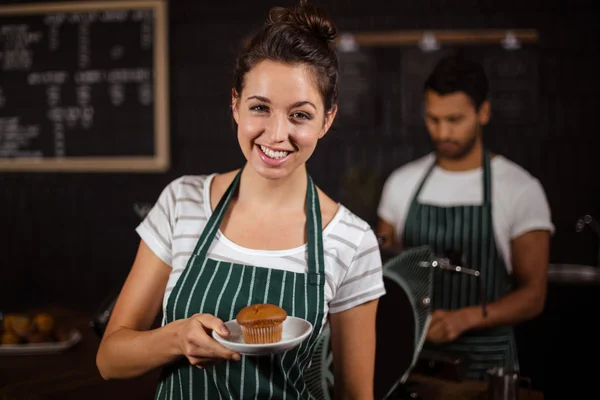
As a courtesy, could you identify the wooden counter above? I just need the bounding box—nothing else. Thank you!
[406,373,544,400]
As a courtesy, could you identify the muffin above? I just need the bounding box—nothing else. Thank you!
[1,331,21,345]
[33,313,55,334]
[236,304,287,344]
[9,315,32,338]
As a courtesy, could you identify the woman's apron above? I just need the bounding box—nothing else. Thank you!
[155,169,326,399]
[403,151,518,380]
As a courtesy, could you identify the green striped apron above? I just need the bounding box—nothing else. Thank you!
[155,169,326,399]
[404,151,518,380]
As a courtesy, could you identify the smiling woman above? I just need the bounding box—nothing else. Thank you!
[95,1,386,400]
[233,61,334,179]
[231,2,339,182]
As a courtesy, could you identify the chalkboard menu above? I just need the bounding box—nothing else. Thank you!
[0,0,169,172]
[336,48,378,131]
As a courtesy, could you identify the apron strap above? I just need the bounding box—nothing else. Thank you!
[306,175,325,285]
[409,151,493,207]
[408,158,437,208]
[191,167,325,284]
[483,150,492,205]
[192,168,243,260]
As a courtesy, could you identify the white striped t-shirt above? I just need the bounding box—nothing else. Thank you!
[136,174,386,318]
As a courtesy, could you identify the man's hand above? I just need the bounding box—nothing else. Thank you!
[426,309,475,343]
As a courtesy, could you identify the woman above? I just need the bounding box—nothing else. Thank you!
[96,1,385,398]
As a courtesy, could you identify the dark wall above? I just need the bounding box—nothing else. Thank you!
[0,0,597,395]
[3,0,597,307]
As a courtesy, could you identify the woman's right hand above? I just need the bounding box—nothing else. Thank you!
[177,313,241,368]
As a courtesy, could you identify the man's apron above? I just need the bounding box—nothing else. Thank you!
[155,169,326,399]
[404,151,518,380]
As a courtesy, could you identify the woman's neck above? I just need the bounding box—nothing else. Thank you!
[236,164,308,211]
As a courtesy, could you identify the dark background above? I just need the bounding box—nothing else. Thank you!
[1,0,598,397]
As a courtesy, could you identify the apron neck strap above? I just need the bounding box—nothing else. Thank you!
[306,175,325,284]
[482,150,492,205]
[193,168,244,261]
[193,167,325,283]
[410,150,493,206]
[409,157,437,207]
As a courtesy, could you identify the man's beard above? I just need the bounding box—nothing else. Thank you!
[434,129,479,160]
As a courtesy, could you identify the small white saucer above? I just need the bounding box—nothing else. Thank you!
[212,316,313,356]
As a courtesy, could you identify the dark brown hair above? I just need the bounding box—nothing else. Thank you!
[424,53,489,110]
[232,0,339,113]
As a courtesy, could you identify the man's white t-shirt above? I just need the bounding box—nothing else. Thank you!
[137,173,386,322]
[377,153,554,273]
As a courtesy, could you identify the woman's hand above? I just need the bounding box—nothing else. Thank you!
[177,313,241,368]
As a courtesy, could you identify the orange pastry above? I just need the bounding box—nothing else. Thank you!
[1,331,20,345]
[2,314,15,332]
[236,304,287,344]
[33,313,55,334]
[10,315,32,337]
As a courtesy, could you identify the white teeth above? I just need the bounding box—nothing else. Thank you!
[260,145,289,159]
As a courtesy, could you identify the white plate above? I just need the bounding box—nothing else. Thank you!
[0,329,82,355]
[213,316,312,356]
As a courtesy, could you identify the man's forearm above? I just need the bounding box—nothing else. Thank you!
[461,286,545,331]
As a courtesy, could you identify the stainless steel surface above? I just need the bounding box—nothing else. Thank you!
[418,259,480,276]
[575,214,600,267]
[436,258,481,276]
[548,263,600,284]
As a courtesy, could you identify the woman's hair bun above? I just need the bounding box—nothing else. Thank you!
[267,1,337,45]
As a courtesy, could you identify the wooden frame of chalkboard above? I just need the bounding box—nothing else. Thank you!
[0,0,169,172]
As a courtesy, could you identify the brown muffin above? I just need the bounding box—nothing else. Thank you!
[236,304,287,344]
[1,331,21,345]
[10,315,32,338]
[33,313,55,334]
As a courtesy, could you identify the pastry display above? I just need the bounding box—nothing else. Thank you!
[0,312,65,346]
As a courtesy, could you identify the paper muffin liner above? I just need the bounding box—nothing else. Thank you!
[241,324,283,344]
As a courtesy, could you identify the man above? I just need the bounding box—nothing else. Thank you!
[376,54,553,380]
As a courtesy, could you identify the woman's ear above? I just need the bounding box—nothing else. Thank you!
[319,105,338,139]
[231,89,240,125]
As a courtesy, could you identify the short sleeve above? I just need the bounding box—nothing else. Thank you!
[329,229,386,314]
[135,178,180,266]
[510,179,555,239]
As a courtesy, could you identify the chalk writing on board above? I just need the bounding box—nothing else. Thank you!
[0,9,156,159]
[0,117,41,157]
[1,24,42,70]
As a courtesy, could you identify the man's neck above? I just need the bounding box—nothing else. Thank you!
[437,142,484,172]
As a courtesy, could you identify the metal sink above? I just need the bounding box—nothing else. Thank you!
[548,263,600,285]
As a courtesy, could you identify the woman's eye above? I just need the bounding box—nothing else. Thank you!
[250,105,268,112]
[291,112,311,120]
